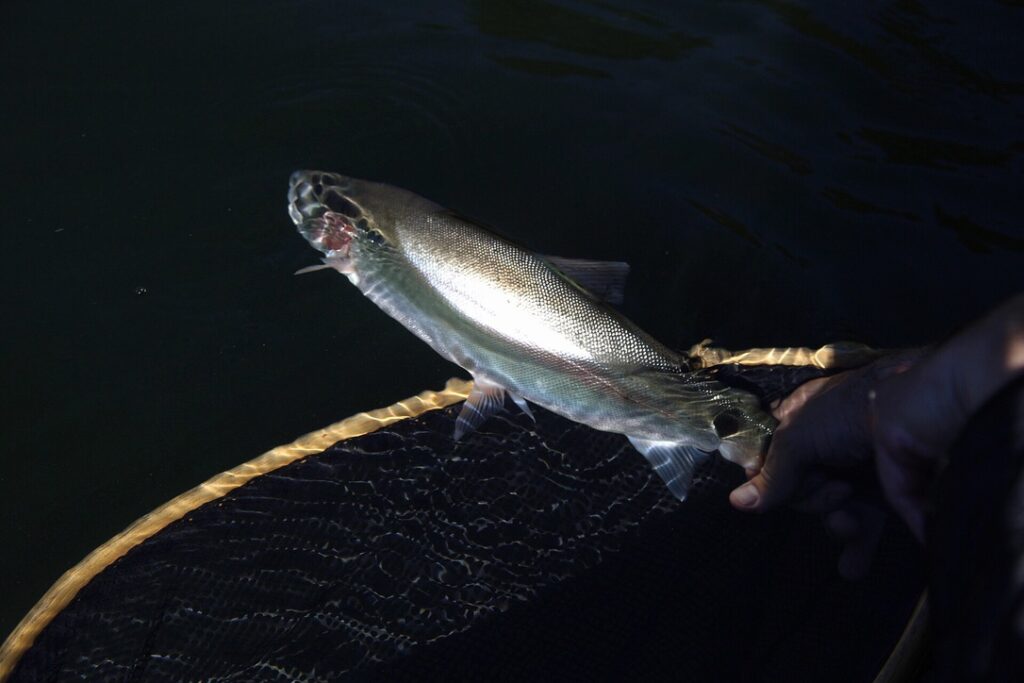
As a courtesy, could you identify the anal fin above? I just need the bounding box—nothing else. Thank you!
[454,380,507,441]
[628,437,711,501]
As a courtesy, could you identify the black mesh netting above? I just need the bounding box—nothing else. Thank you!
[11,385,923,682]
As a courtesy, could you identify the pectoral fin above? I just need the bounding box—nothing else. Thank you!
[294,256,355,275]
[628,437,711,501]
[544,256,630,305]
[294,262,334,275]
[454,380,507,441]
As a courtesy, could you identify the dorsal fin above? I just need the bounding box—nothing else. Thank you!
[543,256,630,305]
[435,209,631,305]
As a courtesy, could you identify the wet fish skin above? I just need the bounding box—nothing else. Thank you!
[288,171,775,499]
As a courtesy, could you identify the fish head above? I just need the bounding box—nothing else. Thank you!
[288,170,423,271]
[710,401,775,472]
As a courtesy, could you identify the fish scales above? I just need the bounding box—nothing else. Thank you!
[289,171,775,499]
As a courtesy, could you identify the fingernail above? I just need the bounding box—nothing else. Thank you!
[731,483,760,508]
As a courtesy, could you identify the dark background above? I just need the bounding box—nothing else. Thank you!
[2,0,1022,658]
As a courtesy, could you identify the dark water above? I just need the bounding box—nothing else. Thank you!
[2,0,1022,656]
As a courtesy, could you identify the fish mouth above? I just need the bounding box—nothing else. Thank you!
[716,419,773,471]
[288,170,362,257]
[288,170,360,223]
[718,435,764,471]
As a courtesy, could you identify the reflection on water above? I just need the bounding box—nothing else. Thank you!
[858,127,1019,168]
[717,123,813,176]
[821,187,920,223]
[750,0,1024,97]
[489,54,612,79]
[470,0,709,60]
[935,205,1024,253]
[260,61,466,150]
[688,200,763,248]
[3,0,1023,666]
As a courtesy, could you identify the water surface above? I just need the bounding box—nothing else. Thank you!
[2,0,1022,658]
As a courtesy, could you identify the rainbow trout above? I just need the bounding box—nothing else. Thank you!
[288,171,775,500]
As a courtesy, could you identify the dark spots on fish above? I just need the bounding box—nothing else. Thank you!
[713,411,741,438]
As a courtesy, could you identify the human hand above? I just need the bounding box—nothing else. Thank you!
[729,293,1023,575]
[873,294,1024,541]
[729,352,922,578]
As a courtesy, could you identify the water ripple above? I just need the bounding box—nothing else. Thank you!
[258,61,466,149]
[469,0,710,61]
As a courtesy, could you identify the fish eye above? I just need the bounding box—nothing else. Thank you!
[363,226,387,246]
[713,411,740,438]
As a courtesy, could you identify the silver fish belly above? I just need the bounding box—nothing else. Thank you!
[288,171,774,500]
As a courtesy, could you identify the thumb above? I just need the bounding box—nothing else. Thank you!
[729,446,802,512]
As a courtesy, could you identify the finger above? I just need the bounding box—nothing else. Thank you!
[837,503,886,580]
[729,442,805,512]
[906,509,926,543]
[892,497,927,543]
[772,377,832,422]
[876,446,928,543]
[792,479,853,514]
[826,508,860,540]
